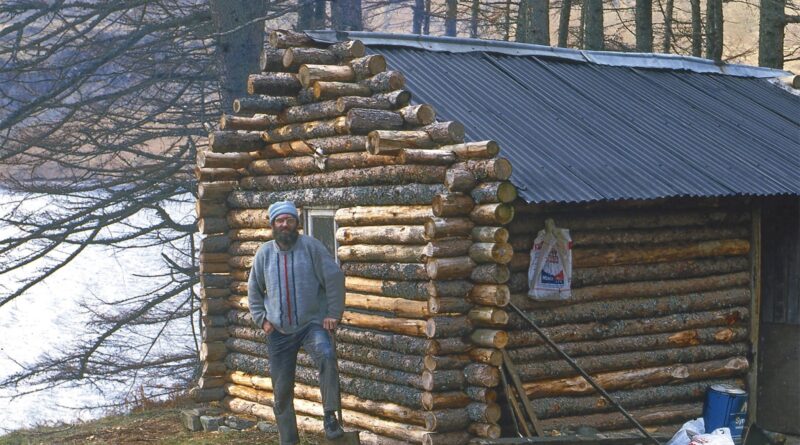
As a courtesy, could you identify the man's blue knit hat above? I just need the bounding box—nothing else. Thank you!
[268,201,299,225]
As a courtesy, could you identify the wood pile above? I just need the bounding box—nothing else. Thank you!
[503,199,753,434]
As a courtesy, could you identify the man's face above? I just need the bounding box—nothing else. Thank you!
[273,214,299,246]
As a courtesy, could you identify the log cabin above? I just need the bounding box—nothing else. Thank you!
[195,30,800,444]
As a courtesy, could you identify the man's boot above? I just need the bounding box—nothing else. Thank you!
[323,411,344,440]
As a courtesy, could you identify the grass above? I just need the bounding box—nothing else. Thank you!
[0,400,324,445]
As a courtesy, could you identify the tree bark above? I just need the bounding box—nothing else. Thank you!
[228,184,444,208]
[524,356,748,397]
[515,343,748,381]
[345,292,430,318]
[227,371,426,425]
[433,193,475,217]
[690,0,702,56]
[421,391,472,410]
[635,0,653,52]
[558,0,572,47]
[705,0,724,62]
[759,0,786,68]
[338,244,425,263]
[504,307,748,348]
[426,256,477,280]
[347,108,404,135]
[209,0,266,113]
[445,0,458,36]
[531,0,550,45]
[341,311,427,336]
[335,205,433,226]
[340,262,429,281]
[510,287,750,328]
[337,225,426,245]
[424,218,475,240]
[584,0,604,50]
[423,239,474,258]
[336,90,411,113]
[242,165,446,192]
[509,326,747,363]
[471,264,510,284]
[663,0,674,53]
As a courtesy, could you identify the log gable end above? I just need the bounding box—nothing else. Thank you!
[196,29,754,444]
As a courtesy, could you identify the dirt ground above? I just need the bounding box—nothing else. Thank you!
[0,404,323,445]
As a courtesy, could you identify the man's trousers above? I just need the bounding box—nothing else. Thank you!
[266,322,341,445]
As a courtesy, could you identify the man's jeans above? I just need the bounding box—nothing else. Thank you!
[267,323,341,445]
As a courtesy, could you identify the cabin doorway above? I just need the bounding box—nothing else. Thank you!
[757,196,800,434]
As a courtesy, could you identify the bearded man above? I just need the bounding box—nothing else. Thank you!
[247,201,346,444]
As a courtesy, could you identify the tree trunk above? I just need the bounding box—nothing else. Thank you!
[635,0,653,52]
[558,0,572,47]
[413,0,426,34]
[445,0,458,36]
[584,0,604,50]
[470,0,480,37]
[531,0,550,45]
[331,0,363,31]
[209,0,266,113]
[705,0,723,61]
[297,0,314,31]
[759,0,786,68]
[690,0,702,56]
[662,0,674,53]
[518,0,532,42]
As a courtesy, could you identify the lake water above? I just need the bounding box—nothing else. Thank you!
[0,189,195,432]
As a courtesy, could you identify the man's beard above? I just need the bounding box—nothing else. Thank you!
[275,228,299,247]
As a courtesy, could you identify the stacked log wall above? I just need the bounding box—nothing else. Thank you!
[205,30,487,445]
[503,198,753,434]
[195,142,260,402]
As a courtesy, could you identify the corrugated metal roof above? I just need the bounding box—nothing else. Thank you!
[309,32,800,204]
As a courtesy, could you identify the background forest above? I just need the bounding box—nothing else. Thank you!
[0,0,796,429]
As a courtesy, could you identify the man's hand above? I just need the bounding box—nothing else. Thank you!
[262,320,274,334]
[323,317,338,331]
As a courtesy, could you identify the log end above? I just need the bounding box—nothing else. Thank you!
[388,71,406,90]
[497,182,517,203]
[496,204,515,225]
[368,54,387,75]
[298,65,311,88]
[350,40,366,58]
[417,104,436,126]
[495,158,513,181]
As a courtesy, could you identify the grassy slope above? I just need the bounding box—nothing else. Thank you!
[0,404,323,445]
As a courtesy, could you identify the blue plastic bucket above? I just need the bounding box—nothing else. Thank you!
[703,384,747,444]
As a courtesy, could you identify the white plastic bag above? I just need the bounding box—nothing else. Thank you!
[689,428,735,445]
[666,417,705,445]
[527,219,572,300]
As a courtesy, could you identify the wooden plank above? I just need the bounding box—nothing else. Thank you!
[500,362,529,437]
[501,349,543,436]
[470,434,672,444]
[748,201,761,426]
